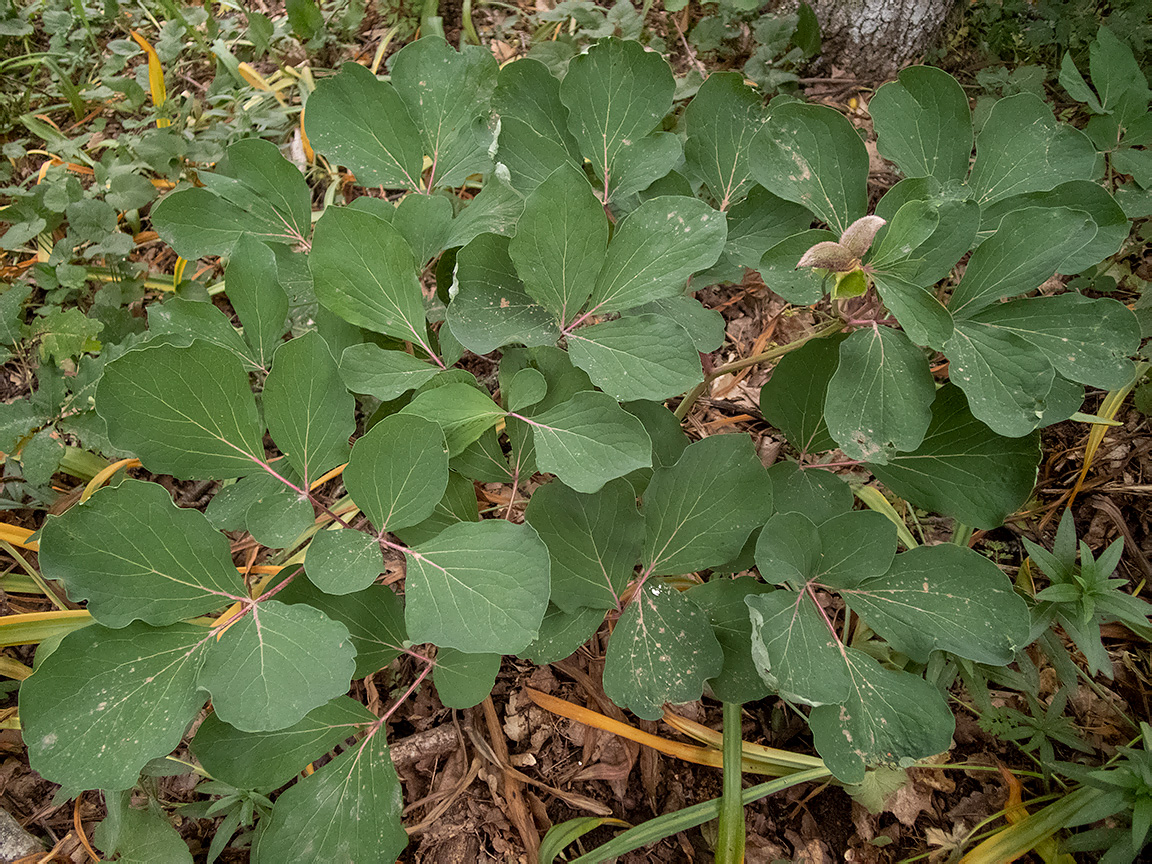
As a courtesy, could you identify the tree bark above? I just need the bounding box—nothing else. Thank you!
[805,0,958,79]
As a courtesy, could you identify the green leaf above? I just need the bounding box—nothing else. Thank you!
[525,478,642,613]
[508,164,608,324]
[767,461,854,525]
[750,102,868,234]
[305,529,384,595]
[683,71,767,210]
[251,739,408,863]
[245,480,314,549]
[0,284,31,347]
[948,207,1097,319]
[801,510,898,589]
[345,413,449,533]
[843,544,1030,665]
[434,649,501,709]
[868,385,1040,529]
[450,428,512,483]
[446,233,560,355]
[309,207,437,359]
[755,511,822,584]
[757,230,838,306]
[809,648,954,783]
[339,344,440,401]
[404,520,551,654]
[643,296,726,355]
[193,696,376,790]
[687,577,775,703]
[963,294,1139,391]
[872,274,955,350]
[34,306,102,366]
[1088,25,1146,112]
[643,434,773,575]
[264,333,353,486]
[869,66,972,183]
[22,622,207,791]
[492,58,580,189]
[199,600,355,732]
[97,340,264,480]
[968,94,1097,206]
[943,321,1058,436]
[759,333,844,454]
[567,314,702,402]
[391,38,498,188]
[224,235,288,371]
[391,193,454,266]
[146,297,257,371]
[41,480,243,627]
[443,169,526,248]
[976,181,1129,276]
[96,801,193,864]
[746,589,849,705]
[391,469,481,546]
[519,604,605,664]
[723,186,815,269]
[276,579,406,679]
[560,37,675,201]
[19,429,63,486]
[603,580,724,720]
[1059,52,1103,113]
[824,327,935,463]
[286,0,324,38]
[398,383,505,456]
[518,390,652,494]
[604,132,682,204]
[587,196,727,315]
[304,61,423,192]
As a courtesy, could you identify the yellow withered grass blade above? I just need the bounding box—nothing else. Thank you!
[129,30,169,128]
[0,609,92,648]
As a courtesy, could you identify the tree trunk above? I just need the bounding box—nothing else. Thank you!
[805,0,958,79]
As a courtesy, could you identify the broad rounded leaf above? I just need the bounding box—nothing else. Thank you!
[40,479,244,628]
[757,230,838,306]
[560,38,675,201]
[309,206,437,359]
[344,414,449,533]
[809,648,954,783]
[434,649,501,709]
[519,604,606,665]
[759,333,844,455]
[199,600,355,732]
[519,391,652,494]
[304,61,423,191]
[391,37,498,189]
[643,433,773,575]
[224,235,289,371]
[844,544,1030,665]
[567,314,702,402]
[22,622,207,791]
[683,71,767,210]
[447,234,560,355]
[870,66,972,183]
[398,383,506,456]
[404,520,551,654]
[723,186,815,269]
[587,196,727,315]
[868,385,1040,529]
[750,102,869,235]
[687,577,775,704]
[824,327,935,464]
[305,529,384,595]
[251,739,407,864]
[97,340,264,480]
[192,696,375,790]
[525,478,643,613]
[969,93,1097,206]
[747,589,849,706]
[264,332,354,486]
[603,581,723,721]
[508,164,607,324]
[339,344,441,401]
[492,58,580,189]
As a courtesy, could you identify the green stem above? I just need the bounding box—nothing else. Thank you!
[571,767,829,863]
[716,702,746,863]
[675,318,845,420]
[951,523,973,547]
[461,0,481,45]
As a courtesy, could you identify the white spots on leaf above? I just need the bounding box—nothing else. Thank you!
[40,733,57,750]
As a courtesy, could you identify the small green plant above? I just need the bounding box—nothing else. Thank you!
[6,30,1149,861]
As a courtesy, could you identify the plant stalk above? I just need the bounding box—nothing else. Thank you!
[716,702,746,863]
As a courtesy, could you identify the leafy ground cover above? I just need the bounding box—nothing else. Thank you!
[0,1,1151,862]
